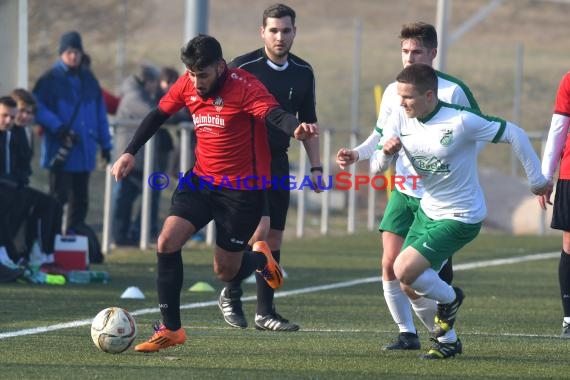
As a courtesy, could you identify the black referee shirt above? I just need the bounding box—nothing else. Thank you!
[228,48,317,153]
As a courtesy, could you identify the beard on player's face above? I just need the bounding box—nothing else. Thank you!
[269,44,290,58]
[196,75,220,98]
[192,62,225,99]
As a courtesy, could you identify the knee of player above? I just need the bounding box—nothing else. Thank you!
[393,263,412,285]
[381,250,399,269]
[213,262,237,282]
[157,234,182,253]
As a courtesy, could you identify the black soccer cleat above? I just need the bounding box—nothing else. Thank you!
[421,338,462,359]
[433,286,464,338]
[218,287,247,329]
[382,332,421,350]
[254,312,300,331]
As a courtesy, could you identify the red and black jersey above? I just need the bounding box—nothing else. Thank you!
[543,71,570,180]
[554,73,570,179]
[159,68,279,188]
[554,73,570,117]
[228,48,317,153]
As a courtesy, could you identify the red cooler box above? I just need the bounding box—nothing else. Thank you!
[54,234,89,271]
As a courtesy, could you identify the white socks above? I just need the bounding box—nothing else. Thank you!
[384,270,460,339]
[383,279,415,333]
[410,296,437,333]
[408,268,461,343]
[437,328,457,343]
[410,268,455,304]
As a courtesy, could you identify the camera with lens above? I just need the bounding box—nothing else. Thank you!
[50,129,78,170]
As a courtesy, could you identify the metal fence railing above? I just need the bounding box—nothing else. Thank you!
[101,123,549,255]
[102,121,195,254]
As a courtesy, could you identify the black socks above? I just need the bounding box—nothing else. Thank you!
[224,246,278,316]
[256,249,280,316]
[157,250,183,330]
[228,249,266,286]
[559,251,570,317]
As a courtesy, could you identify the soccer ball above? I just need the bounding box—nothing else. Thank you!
[91,307,137,354]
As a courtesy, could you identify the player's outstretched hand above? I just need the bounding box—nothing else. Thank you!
[336,148,358,169]
[536,180,554,209]
[294,123,319,141]
[111,153,135,181]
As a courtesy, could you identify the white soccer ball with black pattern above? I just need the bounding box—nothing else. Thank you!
[90,307,137,354]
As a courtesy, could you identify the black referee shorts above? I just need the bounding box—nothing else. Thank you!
[552,179,570,232]
[261,153,290,231]
[169,174,265,252]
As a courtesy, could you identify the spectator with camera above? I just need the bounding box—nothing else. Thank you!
[32,31,112,242]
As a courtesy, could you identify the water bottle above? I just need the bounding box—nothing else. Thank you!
[26,270,66,285]
[90,271,110,284]
[68,270,109,284]
[67,270,90,284]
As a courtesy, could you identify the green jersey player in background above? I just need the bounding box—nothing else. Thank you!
[337,22,480,351]
[371,63,549,359]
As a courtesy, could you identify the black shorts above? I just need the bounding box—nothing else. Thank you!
[552,179,570,231]
[169,174,265,252]
[261,152,290,231]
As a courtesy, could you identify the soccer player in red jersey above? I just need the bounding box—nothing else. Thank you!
[111,34,318,353]
[538,71,570,338]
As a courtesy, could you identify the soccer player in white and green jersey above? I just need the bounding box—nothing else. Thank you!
[371,63,549,359]
[337,22,480,351]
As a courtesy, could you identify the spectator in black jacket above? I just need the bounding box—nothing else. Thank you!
[0,90,63,265]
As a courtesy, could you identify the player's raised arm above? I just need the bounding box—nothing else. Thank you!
[495,122,550,195]
[265,107,318,140]
[370,136,401,174]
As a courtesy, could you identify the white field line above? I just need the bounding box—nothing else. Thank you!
[182,326,554,339]
[0,251,559,340]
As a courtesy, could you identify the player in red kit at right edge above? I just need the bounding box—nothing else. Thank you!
[111,34,318,353]
[538,71,570,338]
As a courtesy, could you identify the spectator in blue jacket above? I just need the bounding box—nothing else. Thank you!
[32,31,112,232]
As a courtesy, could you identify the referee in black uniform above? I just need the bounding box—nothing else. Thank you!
[219,3,324,331]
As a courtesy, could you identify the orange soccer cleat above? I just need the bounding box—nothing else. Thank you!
[253,241,283,289]
[134,323,186,353]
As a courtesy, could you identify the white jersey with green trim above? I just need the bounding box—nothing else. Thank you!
[354,71,480,198]
[374,101,546,224]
